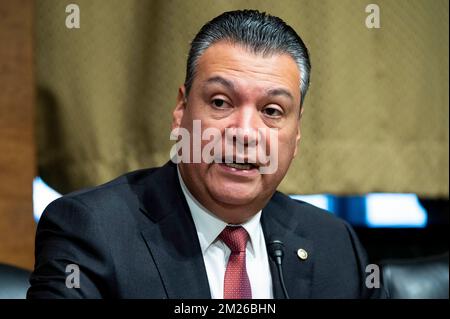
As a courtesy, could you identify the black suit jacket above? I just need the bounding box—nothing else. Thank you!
[28,161,385,298]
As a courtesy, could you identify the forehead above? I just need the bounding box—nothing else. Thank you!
[194,42,301,103]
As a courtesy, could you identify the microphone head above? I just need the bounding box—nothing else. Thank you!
[268,239,284,259]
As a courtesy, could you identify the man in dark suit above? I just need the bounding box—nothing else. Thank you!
[28,10,386,299]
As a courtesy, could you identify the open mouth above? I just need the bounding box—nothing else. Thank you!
[222,162,258,170]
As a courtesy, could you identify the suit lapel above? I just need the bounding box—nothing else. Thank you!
[261,194,314,299]
[137,162,211,299]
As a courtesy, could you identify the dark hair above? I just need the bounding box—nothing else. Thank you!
[185,10,311,106]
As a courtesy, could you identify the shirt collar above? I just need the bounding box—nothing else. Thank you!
[177,165,262,255]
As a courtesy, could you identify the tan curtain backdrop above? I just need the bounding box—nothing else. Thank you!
[36,0,449,197]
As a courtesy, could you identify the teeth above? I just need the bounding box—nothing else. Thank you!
[224,163,254,170]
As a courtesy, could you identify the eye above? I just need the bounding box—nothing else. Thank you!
[211,98,229,108]
[262,106,283,118]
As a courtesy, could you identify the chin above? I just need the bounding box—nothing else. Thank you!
[209,185,259,207]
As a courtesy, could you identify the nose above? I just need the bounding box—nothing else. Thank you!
[226,105,260,147]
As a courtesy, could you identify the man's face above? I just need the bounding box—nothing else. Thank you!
[173,41,302,223]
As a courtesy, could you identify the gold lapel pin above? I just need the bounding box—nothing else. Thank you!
[297,248,308,260]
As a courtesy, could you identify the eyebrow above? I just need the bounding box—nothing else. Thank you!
[203,75,294,102]
[203,76,235,91]
[266,88,294,102]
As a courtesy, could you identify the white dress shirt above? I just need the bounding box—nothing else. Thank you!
[177,167,273,299]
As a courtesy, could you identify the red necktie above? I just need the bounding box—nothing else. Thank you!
[219,226,252,299]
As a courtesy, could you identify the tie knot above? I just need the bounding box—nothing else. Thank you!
[219,226,249,253]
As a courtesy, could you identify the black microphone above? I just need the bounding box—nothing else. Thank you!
[268,239,290,299]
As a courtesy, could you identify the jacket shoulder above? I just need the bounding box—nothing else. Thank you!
[55,167,158,210]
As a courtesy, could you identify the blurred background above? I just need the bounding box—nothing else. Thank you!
[0,0,448,298]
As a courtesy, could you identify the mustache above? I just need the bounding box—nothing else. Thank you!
[210,145,272,167]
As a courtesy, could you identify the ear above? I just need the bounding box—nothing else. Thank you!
[293,107,304,158]
[172,85,187,130]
